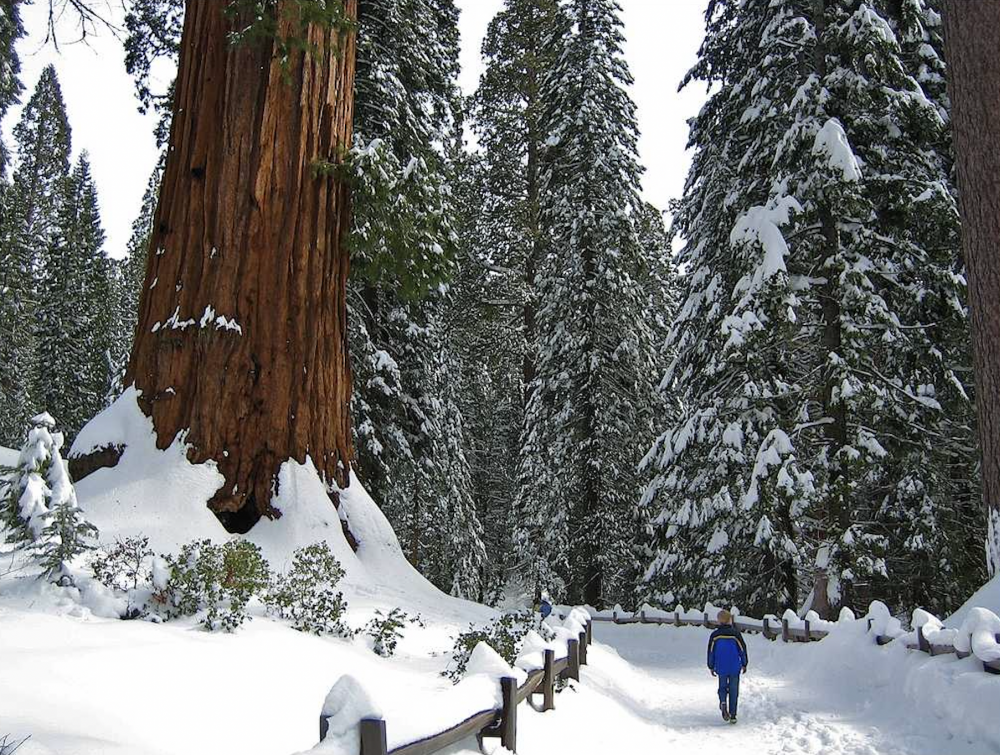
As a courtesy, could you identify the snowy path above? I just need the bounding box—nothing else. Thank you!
[482,623,1000,755]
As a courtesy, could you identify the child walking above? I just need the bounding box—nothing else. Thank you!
[706,609,748,723]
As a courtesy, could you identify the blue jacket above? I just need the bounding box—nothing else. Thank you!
[707,625,748,675]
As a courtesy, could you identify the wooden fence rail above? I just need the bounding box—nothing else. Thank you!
[590,610,1000,675]
[319,619,593,755]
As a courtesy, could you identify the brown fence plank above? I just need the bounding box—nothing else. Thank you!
[389,710,498,755]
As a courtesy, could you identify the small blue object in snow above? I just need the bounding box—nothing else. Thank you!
[540,599,552,620]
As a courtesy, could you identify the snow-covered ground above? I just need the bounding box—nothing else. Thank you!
[5,609,1000,754]
[3,393,1000,755]
[0,445,17,468]
[520,622,1000,755]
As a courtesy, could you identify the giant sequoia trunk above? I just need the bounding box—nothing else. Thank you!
[124,1,358,531]
[944,2,1000,576]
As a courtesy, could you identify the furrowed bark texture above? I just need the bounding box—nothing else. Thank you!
[943,2,1000,574]
[126,0,358,531]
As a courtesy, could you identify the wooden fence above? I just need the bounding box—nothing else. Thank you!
[592,609,1000,675]
[319,619,594,755]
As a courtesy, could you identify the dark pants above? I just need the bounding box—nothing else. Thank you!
[718,673,740,716]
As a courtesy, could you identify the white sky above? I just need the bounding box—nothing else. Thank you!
[2,0,707,258]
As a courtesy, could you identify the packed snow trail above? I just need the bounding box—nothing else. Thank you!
[492,623,1000,755]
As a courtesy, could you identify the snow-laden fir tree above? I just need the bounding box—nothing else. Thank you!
[0,0,24,440]
[460,0,566,602]
[0,66,72,446]
[515,0,662,607]
[34,153,113,441]
[1,412,97,582]
[643,0,978,617]
[472,0,564,409]
[0,0,22,183]
[348,0,487,597]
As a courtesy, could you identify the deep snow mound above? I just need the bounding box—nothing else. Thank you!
[950,574,1000,627]
[0,444,17,468]
[70,386,489,623]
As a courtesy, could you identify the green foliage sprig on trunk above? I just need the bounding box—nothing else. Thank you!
[226,0,356,69]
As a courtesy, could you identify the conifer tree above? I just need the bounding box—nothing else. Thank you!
[0,0,22,183]
[0,66,72,446]
[472,0,563,408]
[515,0,661,607]
[1,413,97,582]
[448,149,522,604]
[643,0,977,617]
[346,0,487,595]
[35,153,111,441]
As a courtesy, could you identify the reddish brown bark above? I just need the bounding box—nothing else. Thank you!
[124,1,358,531]
[943,2,1000,572]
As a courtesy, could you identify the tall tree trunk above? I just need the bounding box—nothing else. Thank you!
[522,3,542,407]
[944,2,1000,577]
[124,1,358,531]
[808,0,850,619]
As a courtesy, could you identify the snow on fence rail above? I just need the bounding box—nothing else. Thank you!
[589,602,1000,676]
[313,609,593,755]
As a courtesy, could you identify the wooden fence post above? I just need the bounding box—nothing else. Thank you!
[500,676,517,751]
[781,618,790,643]
[917,625,930,653]
[762,617,770,640]
[543,648,556,711]
[674,610,681,627]
[360,718,388,755]
[986,634,1000,675]
[804,619,811,642]
[586,620,593,646]
[640,609,647,623]
[319,714,331,742]
[567,638,581,681]
[579,630,588,666]
[703,611,710,628]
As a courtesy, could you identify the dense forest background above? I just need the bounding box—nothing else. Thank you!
[0,0,986,616]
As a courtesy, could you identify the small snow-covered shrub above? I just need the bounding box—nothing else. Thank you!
[444,610,535,681]
[364,608,422,657]
[264,542,351,637]
[91,536,155,619]
[160,539,271,632]
[0,413,98,583]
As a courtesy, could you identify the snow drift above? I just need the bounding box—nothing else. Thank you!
[68,386,486,622]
